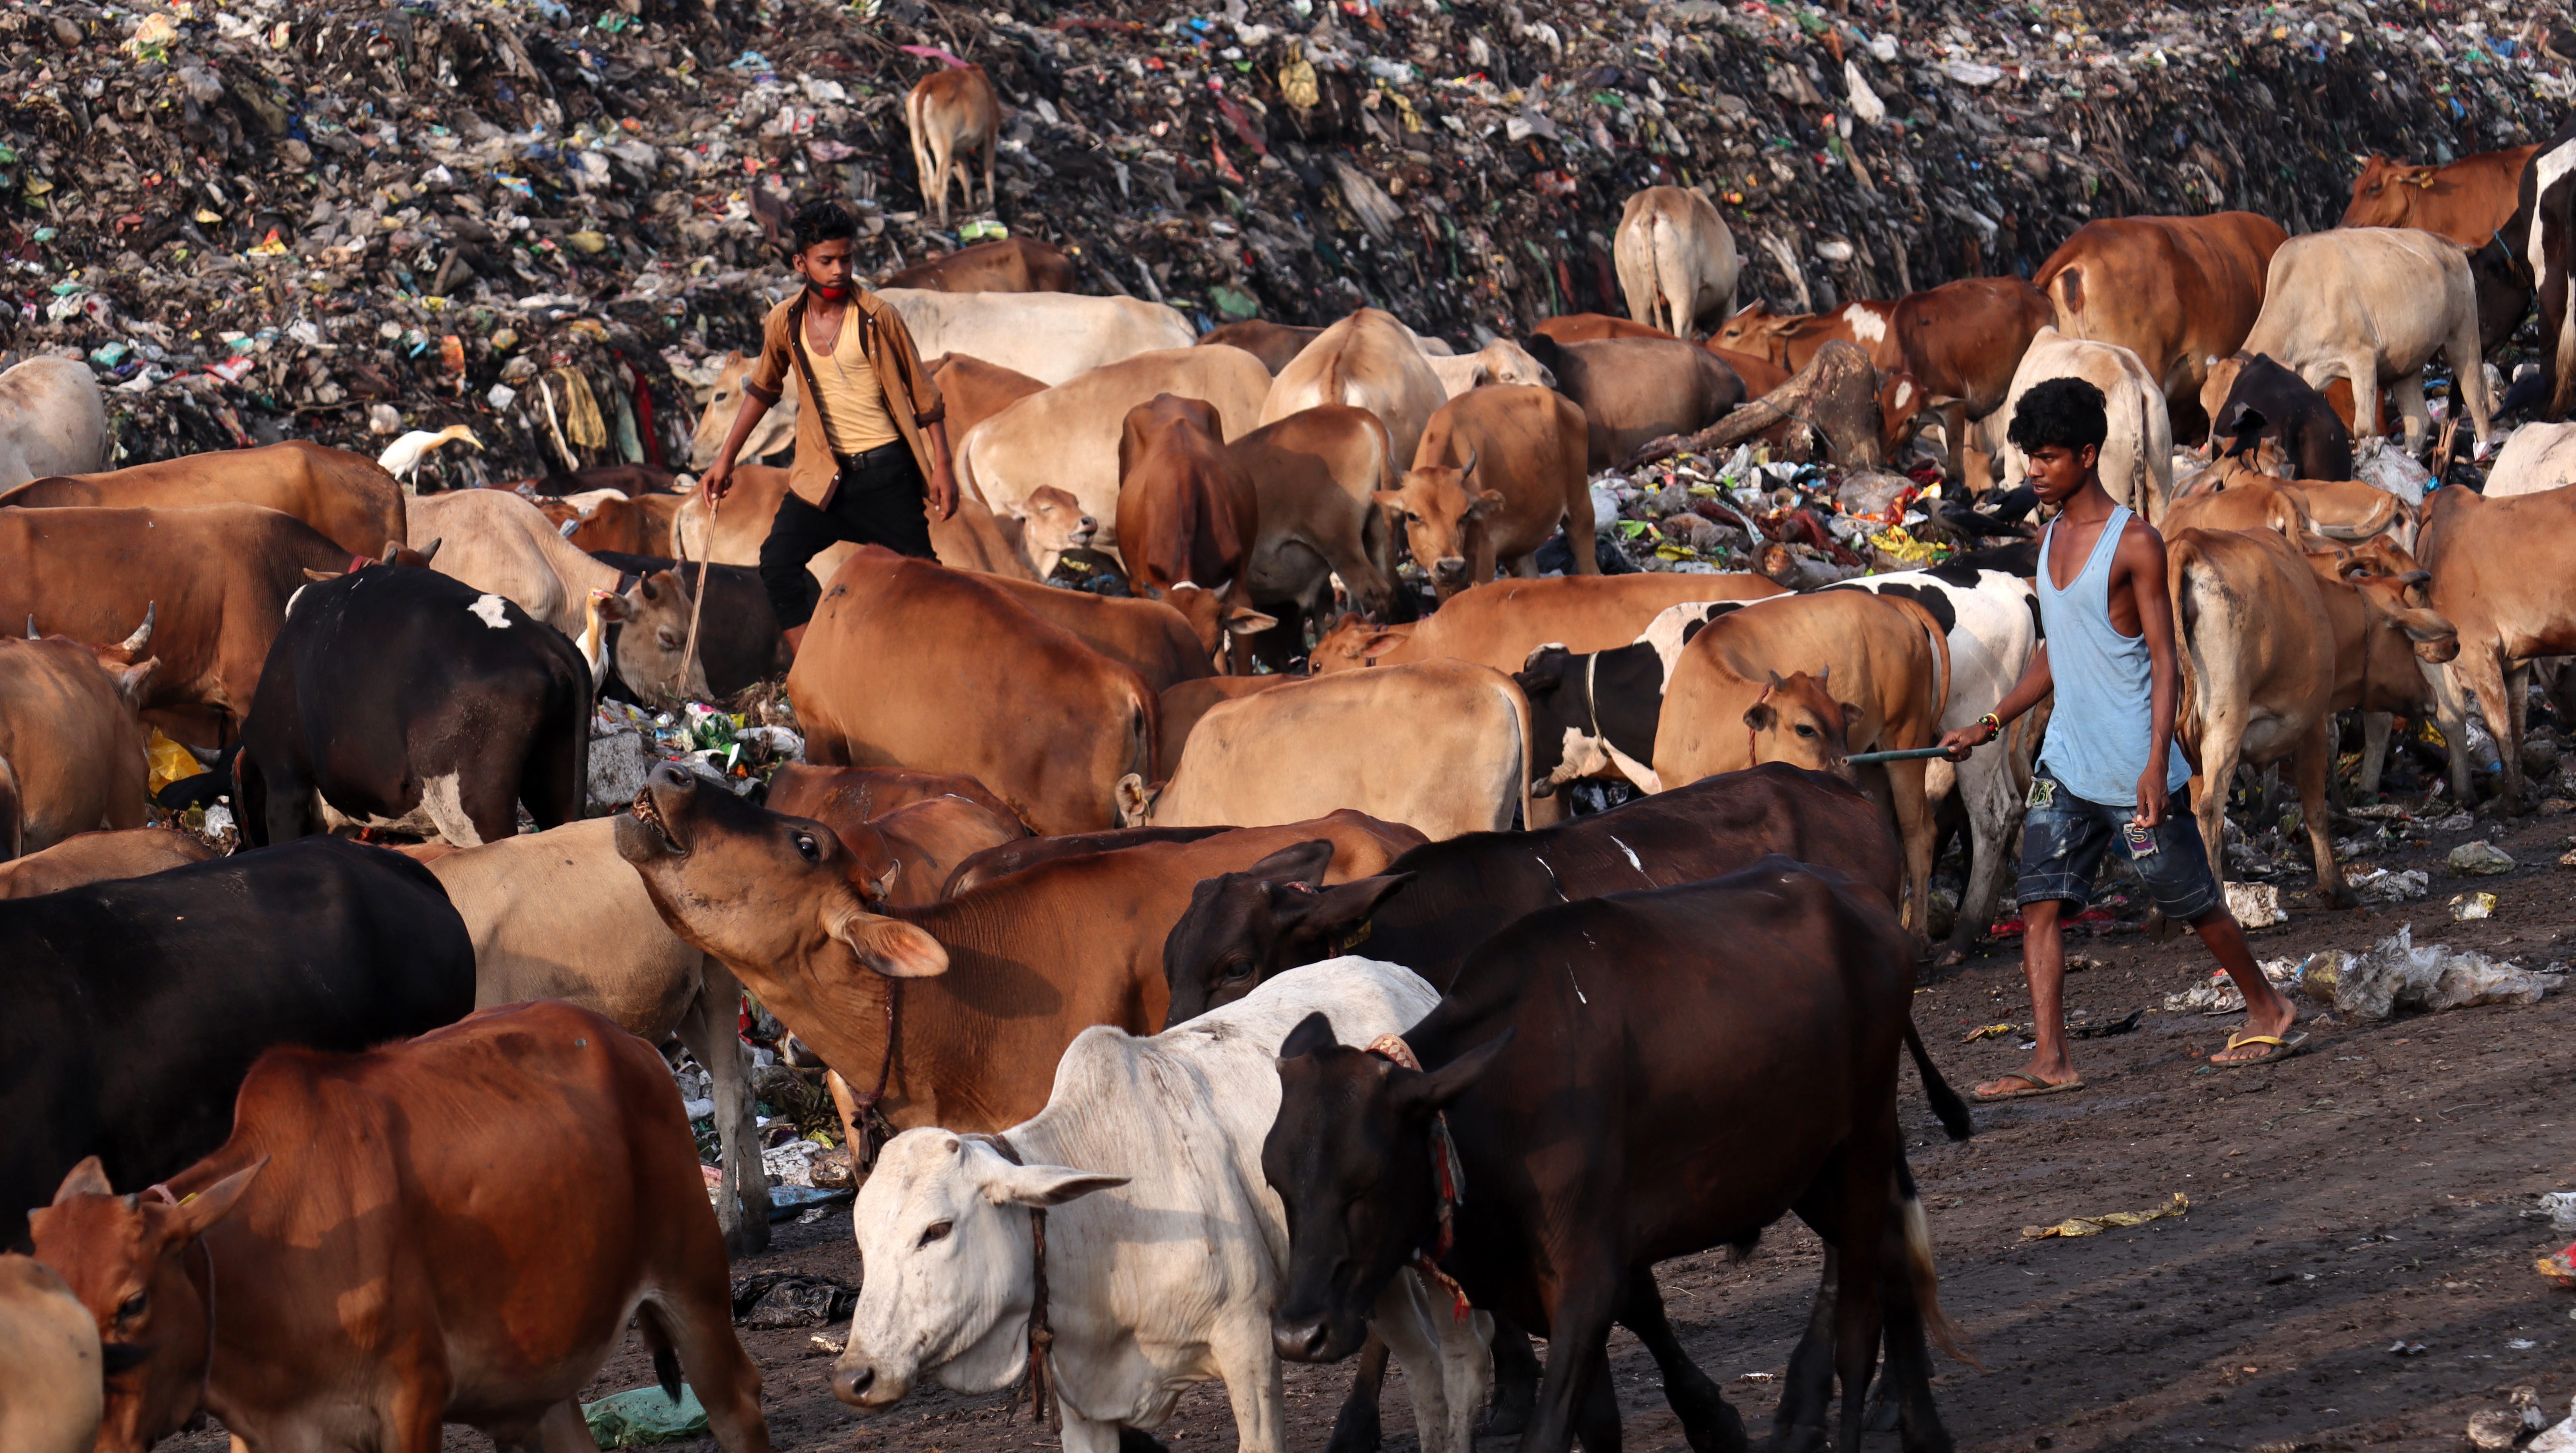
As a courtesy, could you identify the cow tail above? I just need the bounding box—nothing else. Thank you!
[2168,535,2213,737]
[1905,1015,1973,1141]
[0,752,19,861]
[1506,670,1536,830]
[1131,684,1160,784]
[1650,212,1685,333]
[1898,1158,1979,1369]
[2556,251,2576,420]
[637,1301,686,1402]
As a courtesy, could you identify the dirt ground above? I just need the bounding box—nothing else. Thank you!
[179,790,2576,1453]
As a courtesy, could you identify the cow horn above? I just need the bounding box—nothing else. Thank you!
[2396,569,2431,586]
[119,603,155,654]
[24,615,34,640]
[1460,445,1479,477]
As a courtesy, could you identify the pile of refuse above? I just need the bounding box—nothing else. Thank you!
[0,0,2565,479]
[586,698,801,814]
[2168,923,2567,1019]
[1589,441,1969,577]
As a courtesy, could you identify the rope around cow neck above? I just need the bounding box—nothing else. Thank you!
[145,1182,218,1421]
[1361,1034,1473,1324]
[976,1132,1059,1431]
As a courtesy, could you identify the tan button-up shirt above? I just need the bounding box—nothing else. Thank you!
[744,286,946,508]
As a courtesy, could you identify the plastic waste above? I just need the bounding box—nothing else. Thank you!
[2224,882,2285,928]
[581,1385,707,1448]
[2450,891,2498,922]
[2313,924,2558,1020]
[2021,1192,2189,1240]
[2449,841,2516,876]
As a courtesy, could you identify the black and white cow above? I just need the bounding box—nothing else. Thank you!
[236,563,592,847]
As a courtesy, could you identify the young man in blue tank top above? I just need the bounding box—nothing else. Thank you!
[1938,378,2304,1099]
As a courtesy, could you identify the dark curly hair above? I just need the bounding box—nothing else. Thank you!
[789,199,859,256]
[2006,376,2110,455]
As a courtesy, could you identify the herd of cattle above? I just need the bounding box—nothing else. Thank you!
[12,124,2576,1453]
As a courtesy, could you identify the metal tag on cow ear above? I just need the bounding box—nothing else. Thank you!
[1330,920,1373,955]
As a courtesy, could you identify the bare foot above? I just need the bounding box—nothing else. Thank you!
[2208,998,2299,1066]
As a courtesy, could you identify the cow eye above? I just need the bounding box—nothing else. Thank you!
[117,1292,147,1322]
[793,833,821,863]
[1218,958,1256,985]
[1404,511,1421,524]
[656,629,681,650]
[1795,724,1818,739]
[918,1220,953,1247]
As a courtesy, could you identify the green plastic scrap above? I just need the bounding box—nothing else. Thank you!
[582,1385,708,1447]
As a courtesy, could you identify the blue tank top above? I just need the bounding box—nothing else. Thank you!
[2035,506,2191,809]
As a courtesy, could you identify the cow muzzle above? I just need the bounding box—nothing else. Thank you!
[1271,1312,1351,1364]
[1432,555,1469,582]
[614,763,700,862]
[829,1353,909,1408]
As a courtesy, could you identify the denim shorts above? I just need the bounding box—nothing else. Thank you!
[2015,767,2222,922]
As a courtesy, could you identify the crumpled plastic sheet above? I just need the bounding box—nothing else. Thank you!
[2022,1192,2190,1241]
[2302,924,2562,1021]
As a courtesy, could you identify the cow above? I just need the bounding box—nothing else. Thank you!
[0,357,110,489]
[409,486,622,637]
[1265,858,1962,1453]
[0,827,213,899]
[1716,280,2049,419]
[2031,211,2287,440]
[510,463,683,499]
[1652,588,1950,945]
[2496,124,2576,418]
[1200,319,1326,373]
[1380,385,1594,599]
[1,504,360,747]
[0,440,406,559]
[925,352,1048,437]
[1531,312,1673,343]
[2484,420,2576,496]
[538,489,681,556]
[0,623,156,858]
[1163,675,1297,765]
[671,461,795,562]
[880,290,1198,386]
[235,564,591,848]
[1259,308,1451,470]
[1614,186,1740,335]
[615,764,1419,1141]
[884,236,1076,293]
[935,822,1296,898]
[764,762,1028,833]
[2415,484,2576,807]
[1420,338,1559,397]
[0,836,473,1248]
[0,1253,99,1453]
[956,346,1272,568]
[1519,334,1746,469]
[1117,394,1267,663]
[1115,659,1531,840]
[789,548,1156,833]
[1992,328,2177,521]
[30,1002,771,1453]
[588,551,790,700]
[2209,227,2493,456]
[905,64,999,226]
[688,352,799,470]
[1308,572,1784,675]
[2339,146,2541,245]
[833,961,1490,1453]
[977,572,1222,695]
[426,817,772,1253]
[2202,352,2356,480]
[1230,405,1400,649]
[2167,527,2459,906]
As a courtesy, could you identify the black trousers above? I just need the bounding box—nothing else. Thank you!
[759,444,937,629]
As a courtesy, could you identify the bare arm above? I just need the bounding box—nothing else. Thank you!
[925,417,957,520]
[2118,519,2182,826]
[1938,641,2052,759]
[700,390,775,505]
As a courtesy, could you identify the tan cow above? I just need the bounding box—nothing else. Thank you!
[669,462,1030,582]
[1198,320,1324,374]
[1161,675,1296,764]
[1420,338,1558,397]
[2032,211,2286,440]
[2167,527,2458,905]
[0,441,406,560]
[1519,335,1746,469]
[0,1252,100,1453]
[878,290,1197,386]
[1613,186,1740,336]
[2481,420,2576,497]
[882,237,1073,293]
[0,827,213,898]
[956,346,1271,570]
[1308,573,1785,675]
[1116,394,1267,664]
[1379,385,1594,598]
[687,353,799,471]
[0,628,156,859]
[546,491,681,557]
[2209,227,2493,456]
[0,358,111,489]
[2415,485,2576,807]
[924,353,1046,437]
[979,572,1219,696]
[790,548,1156,833]
[1116,658,1531,840]
[905,65,1000,226]
[1650,589,1949,942]
[1231,404,1399,638]
[1259,308,1450,468]
[1992,327,2177,521]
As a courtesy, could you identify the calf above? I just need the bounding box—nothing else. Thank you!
[0,836,472,1247]
[1614,186,1740,335]
[0,440,405,560]
[0,622,156,858]
[1520,333,1744,468]
[588,550,789,700]
[1267,860,1961,1453]
[905,65,999,226]
[1310,572,1782,674]
[2415,484,2576,806]
[31,1002,770,1453]
[2340,146,2542,245]
[1380,384,1595,598]
[834,961,1487,1453]
[1992,328,2177,521]
[0,1253,99,1453]
[883,236,1075,293]
[1200,319,1326,374]
[1232,405,1399,650]
[0,827,213,899]
[2031,211,2286,440]
[1116,393,1267,665]
[2202,352,2355,480]
[1420,338,1558,397]
[236,564,590,847]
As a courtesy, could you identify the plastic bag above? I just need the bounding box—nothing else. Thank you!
[582,1385,707,1447]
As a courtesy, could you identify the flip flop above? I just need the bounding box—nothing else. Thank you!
[2210,1030,2310,1069]
[1971,1071,2088,1103]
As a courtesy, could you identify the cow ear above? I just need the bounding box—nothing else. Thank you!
[1114,773,1157,827]
[1371,489,1407,513]
[164,1158,266,1243]
[1227,607,1279,635]
[1392,1029,1515,1115]
[1743,700,1778,733]
[303,568,344,582]
[52,1156,114,1205]
[1279,873,1415,947]
[986,1162,1129,1209]
[594,590,636,623]
[1470,490,1506,518]
[1241,838,1336,886]
[1361,632,1407,660]
[108,657,158,709]
[829,909,950,979]
[1840,701,1864,734]
[1278,1010,1342,1061]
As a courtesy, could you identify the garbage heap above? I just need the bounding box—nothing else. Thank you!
[1,0,2566,480]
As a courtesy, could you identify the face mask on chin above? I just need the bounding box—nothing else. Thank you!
[809,280,851,302]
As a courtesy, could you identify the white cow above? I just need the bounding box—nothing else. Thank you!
[0,358,112,489]
[879,289,1196,386]
[1420,338,1557,398]
[1993,327,2176,523]
[1613,186,1740,336]
[835,958,1491,1453]
[2482,421,2576,497]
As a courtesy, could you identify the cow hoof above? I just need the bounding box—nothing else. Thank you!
[1326,1397,1383,1453]
[1117,1428,1170,1453]
[1484,1390,1535,1438]
[1673,1388,1749,1453]
[2320,887,2359,911]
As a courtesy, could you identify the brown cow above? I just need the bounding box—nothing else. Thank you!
[1308,572,1784,675]
[2415,485,2576,807]
[2338,146,2542,246]
[1161,674,1297,766]
[2,505,354,747]
[616,765,1418,1137]
[1520,334,1744,469]
[977,572,1218,696]
[1531,312,1674,344]
[30,1003,772,1453]
[2167,527,2458,906]
[905,65,999,226]
[2032,211,2288,440]
[0,441,406,560]
[765,762,1027,833]
[1200,320,1326,374]
[924,352,1047,437]
[1381,384,1594,598]
[1117,394,1270,663]
[882,236,1076,293]
[0,827,213,898]
[529,490,680,556]
[1651,589,1950,944]
[789,548,1156,833]
[937,824,1237,897]
[1231,404,1399,645]
[0,626,156,859]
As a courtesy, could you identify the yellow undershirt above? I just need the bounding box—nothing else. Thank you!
[810,307,900,455]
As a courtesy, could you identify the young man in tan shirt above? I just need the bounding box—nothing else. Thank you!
[698,199,958,654]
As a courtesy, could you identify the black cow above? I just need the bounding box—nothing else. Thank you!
[1266,858,1966,1453]
[0,836,473,1247]
[235,564,591,846]
[2210,353,2355,480]
[589,550,787,700]
[2477,119,2576,418]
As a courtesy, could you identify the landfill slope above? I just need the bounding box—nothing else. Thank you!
[5,0,2565,481]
